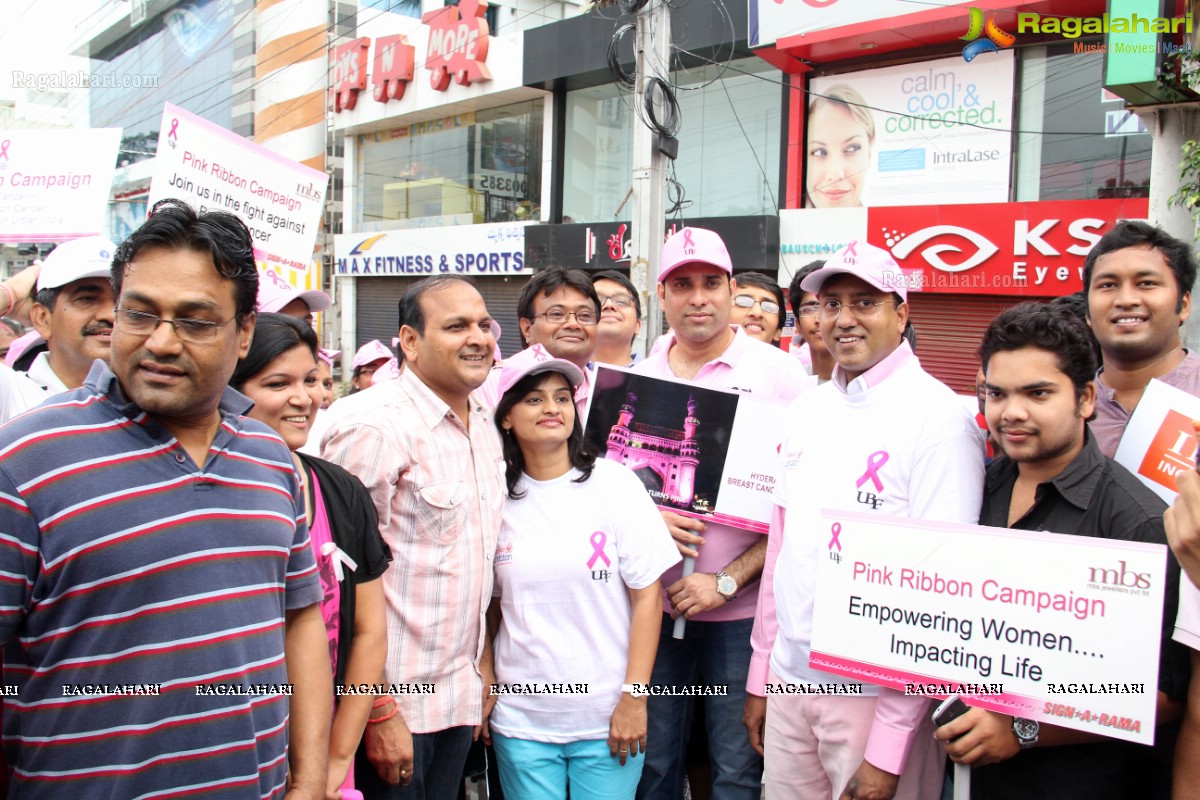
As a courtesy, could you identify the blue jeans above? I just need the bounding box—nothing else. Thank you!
[492,733,643,799]
[355,725,473,800]
[636,614,762,800]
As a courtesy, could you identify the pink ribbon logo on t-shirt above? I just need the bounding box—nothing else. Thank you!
[855,450,889,492]
[587,531,611,569]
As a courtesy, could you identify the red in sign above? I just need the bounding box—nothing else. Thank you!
[423,0,492,91]
[330,38,370,112]
[373,34,416,103]
[866,198,1149,296]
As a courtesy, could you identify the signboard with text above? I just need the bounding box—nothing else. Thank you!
[810,509,1166,745]
[1115,379,1200,503]
[334,221,530,276]
[148,103,327,276]
[0,128,121,242]
[583,366,787,534]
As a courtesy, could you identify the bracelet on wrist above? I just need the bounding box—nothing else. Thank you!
[372,695,395,709]
[367,707,398,724]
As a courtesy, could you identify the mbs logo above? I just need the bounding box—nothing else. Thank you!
[1137,409,1197,493]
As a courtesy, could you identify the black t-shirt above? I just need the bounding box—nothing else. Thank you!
[972,433,1188,800]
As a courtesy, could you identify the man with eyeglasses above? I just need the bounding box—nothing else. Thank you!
[592,270,643,367]
[480,267,602,413]
[745,241,983,800]
[0,199,331,798]
[729,271,786,347]
[788,260,836,382]
[634,227,813,800]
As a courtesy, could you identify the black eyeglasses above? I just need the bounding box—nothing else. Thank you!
[531,308,599,326]
[733,294,781,315]
[114,307,234,343]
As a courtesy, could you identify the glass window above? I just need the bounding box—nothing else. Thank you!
[358,99,543,230]
[563,58,782,223]
[1016,43,1151,201]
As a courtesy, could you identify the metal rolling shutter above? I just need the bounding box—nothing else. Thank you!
[906,294,1053,395]
[354,275,530,359]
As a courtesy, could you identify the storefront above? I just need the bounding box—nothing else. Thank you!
[330,4,547,361]
[755,0,1179,392]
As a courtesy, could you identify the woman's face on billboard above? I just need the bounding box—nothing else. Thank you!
[806,101,872,209]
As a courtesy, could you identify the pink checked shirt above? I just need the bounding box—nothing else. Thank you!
[322,369,506,733]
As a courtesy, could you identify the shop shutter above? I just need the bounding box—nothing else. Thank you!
[355,275,531,359]
[906,294,1054,395]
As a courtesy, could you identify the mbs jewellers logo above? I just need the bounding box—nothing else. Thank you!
[1137,409,1198,493]
[961,7,1016,62]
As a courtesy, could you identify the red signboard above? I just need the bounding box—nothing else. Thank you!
[422,0,492,91]
[373,34,416,103]
[866,197,1150,295]
[330,38,370,112]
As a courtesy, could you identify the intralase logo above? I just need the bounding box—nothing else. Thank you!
[1087,560,1151,591]
[960,7,1015,62]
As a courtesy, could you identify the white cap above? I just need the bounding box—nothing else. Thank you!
[37,236,117,291]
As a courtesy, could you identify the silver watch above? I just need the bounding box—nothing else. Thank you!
[715,570,738,600]
[1012,717,1039,749]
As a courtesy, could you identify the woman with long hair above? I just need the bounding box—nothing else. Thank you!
[482,345,679,798]
[230,313,392,799]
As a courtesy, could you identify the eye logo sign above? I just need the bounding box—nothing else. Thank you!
[961,7,1016,62]
[886,225,999,273]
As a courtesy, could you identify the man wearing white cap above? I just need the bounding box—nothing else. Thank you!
[256,267,331,325]
[635,227,813,800]
[745,241,984,800]
[27,235,118,394]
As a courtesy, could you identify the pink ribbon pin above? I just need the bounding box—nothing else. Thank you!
[855,450,889,492]
[168,119,180,139]
[587,531,611,569]
[0,140,9,161]
[828,522,842,551]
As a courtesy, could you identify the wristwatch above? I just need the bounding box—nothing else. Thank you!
[1012,717,1039,749]
[715,570,738,601]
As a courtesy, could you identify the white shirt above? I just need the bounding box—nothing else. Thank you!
[26,351,70,395]
[490,459,680,743]
[0,363,48,425]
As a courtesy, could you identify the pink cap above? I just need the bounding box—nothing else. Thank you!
[800,240,907,301]
[317,348,340,367]
[351,340,393,371]
[257,269,332,314]
[659,227,733,282]
[498,344,585,398]
[3,331,43,368]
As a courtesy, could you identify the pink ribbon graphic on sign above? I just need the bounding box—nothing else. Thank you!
[828,522,842,551]
[587,531,611,569]
[168,119,180,139]
[855,450,889,492]
[0,140,9,161]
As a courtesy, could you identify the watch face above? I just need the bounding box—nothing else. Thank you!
[1013,718,1039,741]
[717,575,736,595]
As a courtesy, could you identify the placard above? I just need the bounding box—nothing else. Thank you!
[148,103,327,275]
[582,365,786,533]
[0,128,121,242]
[811,509,1166,745]
[1114,378,1200,503]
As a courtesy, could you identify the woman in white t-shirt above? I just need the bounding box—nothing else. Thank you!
[483,345,680,799]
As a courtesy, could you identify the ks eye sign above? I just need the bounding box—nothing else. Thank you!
[867,198,1149,296]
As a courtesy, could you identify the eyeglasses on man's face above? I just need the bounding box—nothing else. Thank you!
[733,294,780,315]
[531,307,599,326]
[113,307,234,343]
[819,298,894,320]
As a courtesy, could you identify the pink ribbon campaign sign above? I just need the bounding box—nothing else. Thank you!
[0,140,9,161]
[855,450,889,492]
[587,531,611,569]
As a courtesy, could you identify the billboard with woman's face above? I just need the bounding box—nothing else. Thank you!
[805,53,1015,208]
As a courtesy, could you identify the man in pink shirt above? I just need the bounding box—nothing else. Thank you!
[322,275,505,800]
[745,241,984,800]
[634,227,814,800]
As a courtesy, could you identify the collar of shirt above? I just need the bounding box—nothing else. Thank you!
[27,351,70,395]
[660,324,746,368]
[831,340,914,396]
[399,368,489,432]
[1095,349,1200,403]
[987,430,1105,516]
[84,360,254,420]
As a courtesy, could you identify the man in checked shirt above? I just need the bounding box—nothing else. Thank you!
[323,274,505,800]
